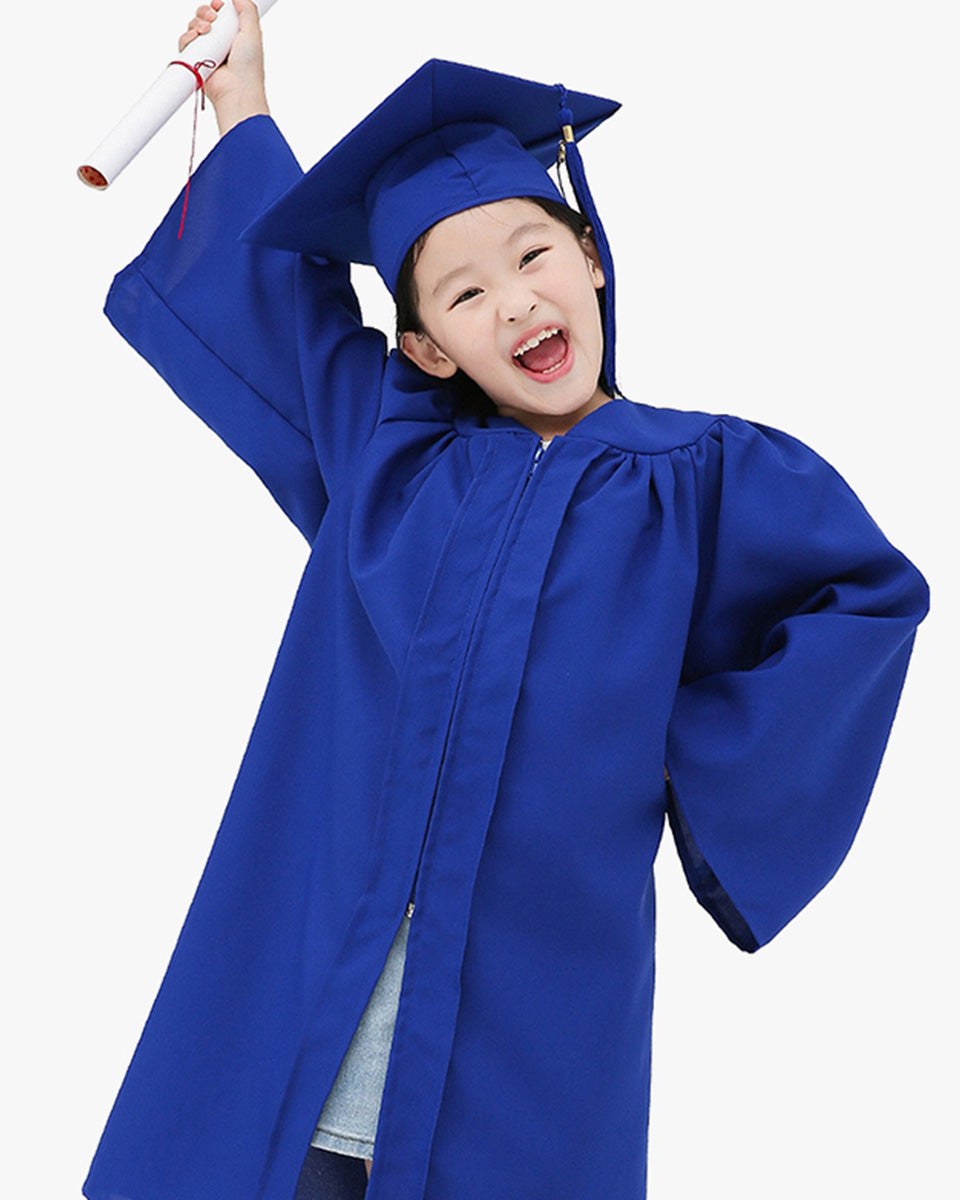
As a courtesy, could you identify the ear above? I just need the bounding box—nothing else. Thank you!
[399,330,459,379]
[580,226,605,290]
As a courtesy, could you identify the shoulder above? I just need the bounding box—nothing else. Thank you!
[613,398,723,452]
[617,401,829,469]
[604,399,782,457]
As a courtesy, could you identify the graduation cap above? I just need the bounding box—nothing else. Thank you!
[241,59,622,393]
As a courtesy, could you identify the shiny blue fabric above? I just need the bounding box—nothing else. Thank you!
[83,115,929,1200]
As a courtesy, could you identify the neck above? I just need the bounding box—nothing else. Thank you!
[497,385,613,442]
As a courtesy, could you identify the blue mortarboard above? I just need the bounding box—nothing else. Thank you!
[241,59,622,392]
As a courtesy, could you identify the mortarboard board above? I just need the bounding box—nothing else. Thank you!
[241,59,622,393]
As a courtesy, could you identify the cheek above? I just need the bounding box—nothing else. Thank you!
[446,315,495,366]
[566,281,603,341]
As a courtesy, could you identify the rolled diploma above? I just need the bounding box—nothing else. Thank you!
[78,0,279,189]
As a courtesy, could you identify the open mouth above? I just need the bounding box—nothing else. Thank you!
[512,326,572,380]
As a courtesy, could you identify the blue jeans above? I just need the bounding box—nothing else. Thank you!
[311,912,412,1160]
[294,1146,368,1200]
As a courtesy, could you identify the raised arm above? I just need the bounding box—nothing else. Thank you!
[105,0,387,543]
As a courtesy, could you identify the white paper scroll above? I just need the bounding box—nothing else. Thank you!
[78,0,279,189]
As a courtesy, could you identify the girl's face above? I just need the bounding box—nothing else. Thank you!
[399,199,609,436]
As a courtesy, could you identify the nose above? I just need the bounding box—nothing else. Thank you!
[498,284,538,324]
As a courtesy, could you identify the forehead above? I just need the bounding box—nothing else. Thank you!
[414,198,565,272]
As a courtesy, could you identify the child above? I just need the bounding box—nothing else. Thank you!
[83,2,930,1199]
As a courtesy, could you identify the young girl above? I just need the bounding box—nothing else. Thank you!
[83,3,930,1199]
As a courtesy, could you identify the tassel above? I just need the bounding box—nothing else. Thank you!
[556,88,619,397]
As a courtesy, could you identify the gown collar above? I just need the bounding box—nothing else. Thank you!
[453,395,721,456]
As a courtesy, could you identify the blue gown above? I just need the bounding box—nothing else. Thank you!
[82,115,929,1200]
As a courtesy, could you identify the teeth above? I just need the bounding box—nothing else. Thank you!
[513,327,561,357]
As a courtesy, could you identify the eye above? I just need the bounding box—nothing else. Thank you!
[520,247,548,268]
[450,287,482,308]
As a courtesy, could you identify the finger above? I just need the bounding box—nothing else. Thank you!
[187,16,212,32]
[178,29,198,51]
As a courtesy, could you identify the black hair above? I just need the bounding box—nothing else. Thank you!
[394,196,608,414]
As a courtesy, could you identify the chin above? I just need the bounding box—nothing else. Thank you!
[508,377,602,416]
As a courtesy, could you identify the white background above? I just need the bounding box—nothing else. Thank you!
[4,1,956,1197]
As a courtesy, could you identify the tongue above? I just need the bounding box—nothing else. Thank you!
[518,332,567,373]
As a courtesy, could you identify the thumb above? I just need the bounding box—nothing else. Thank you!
[233,0,263,27]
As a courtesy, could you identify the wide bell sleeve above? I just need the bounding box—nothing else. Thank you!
[103,114,387,543]
[664,416,929,952]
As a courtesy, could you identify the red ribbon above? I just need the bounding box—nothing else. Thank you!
[168,59,217,240]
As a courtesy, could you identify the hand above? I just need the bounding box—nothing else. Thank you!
[177,0,270,136]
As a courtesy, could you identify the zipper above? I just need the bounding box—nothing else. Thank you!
[404,437,549,920]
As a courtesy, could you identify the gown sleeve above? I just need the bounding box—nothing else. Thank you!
[103,114,387,544]
[664,416,930,952]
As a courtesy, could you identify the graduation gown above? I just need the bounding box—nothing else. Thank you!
[82,115,929,1200]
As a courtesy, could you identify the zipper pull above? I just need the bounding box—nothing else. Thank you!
[405,900,416,919]
[528,438,547,479]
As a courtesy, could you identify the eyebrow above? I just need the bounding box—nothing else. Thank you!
[507,220,553,243]
[430,220,554,298]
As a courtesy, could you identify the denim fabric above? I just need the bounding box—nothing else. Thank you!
[310,912,411,1160]
[294,1145,368,1200]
